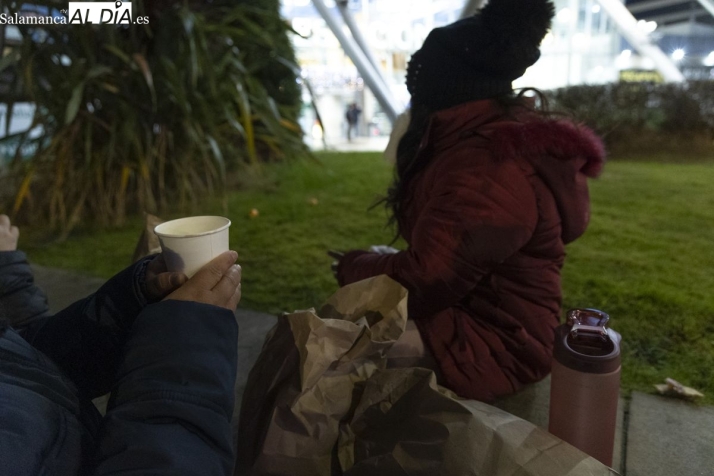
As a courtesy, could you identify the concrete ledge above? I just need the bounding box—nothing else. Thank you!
[32,265,105,314]
[234,310,278,417]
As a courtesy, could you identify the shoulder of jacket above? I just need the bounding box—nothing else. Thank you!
[432,137,527,179]
[487,118,606,178]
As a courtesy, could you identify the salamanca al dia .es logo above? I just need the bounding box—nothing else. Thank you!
[0,1,149,25]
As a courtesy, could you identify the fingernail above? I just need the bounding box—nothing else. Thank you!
[230,250,238,260]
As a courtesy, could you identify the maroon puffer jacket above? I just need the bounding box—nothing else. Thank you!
[337,99,605,402]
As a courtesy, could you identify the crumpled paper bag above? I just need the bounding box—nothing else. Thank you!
[236,275,408,475]
[339,368,616,476]
[236,275,616,476]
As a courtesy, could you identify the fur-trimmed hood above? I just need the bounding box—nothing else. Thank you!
[488,119,605,178]
[426,99,606,176]
[425,99,606,242]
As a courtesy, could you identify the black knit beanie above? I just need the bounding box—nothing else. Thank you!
[406,0,555,111]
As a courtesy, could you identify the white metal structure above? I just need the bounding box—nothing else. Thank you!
[311,0,400,121]
[595,0,685,82]
[696,0,714,18]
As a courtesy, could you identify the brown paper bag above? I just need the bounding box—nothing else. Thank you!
[236,275,408,475]
[339,368,617,476]
[237,275,616,476]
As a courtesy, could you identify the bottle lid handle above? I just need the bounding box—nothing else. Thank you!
[566,308,611,343]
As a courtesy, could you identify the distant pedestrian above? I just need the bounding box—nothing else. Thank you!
[345,102,362,141]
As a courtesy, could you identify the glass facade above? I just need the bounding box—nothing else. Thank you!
[281,0,623,142]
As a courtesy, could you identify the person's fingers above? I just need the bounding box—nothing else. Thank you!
[0,215,10,228]
[146,253,167,275]
[170,272,188,289]
[226,283,242,311]
[10,226,19,239]
[190,251,238,289]
[212,264,241,304]
[212,263,241,290]
[144,275,165,299]
[146,272,187,299]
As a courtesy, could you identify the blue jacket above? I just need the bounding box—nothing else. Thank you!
[0,251,239,475]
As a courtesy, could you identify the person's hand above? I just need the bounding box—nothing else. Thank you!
[0,215,20,252]
[328,250,344,279]
[164,251,242,311]
[144,254,189,302]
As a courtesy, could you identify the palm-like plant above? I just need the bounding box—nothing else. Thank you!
[1,0,307,236]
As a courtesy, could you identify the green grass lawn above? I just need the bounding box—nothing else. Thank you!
[20,152,714,403]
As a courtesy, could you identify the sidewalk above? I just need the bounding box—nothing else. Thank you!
[309,135,389,153]
[32,266,714,475]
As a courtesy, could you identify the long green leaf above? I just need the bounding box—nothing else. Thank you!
[103,44,133,64]
[86,65,111,80]
[132,53,156,108]
[65,82,84,125]
[0,49,20,73]
[235,82,257,165]
[206,134,225,177]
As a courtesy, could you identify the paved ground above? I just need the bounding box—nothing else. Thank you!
[31,264,714,475]
[625,393,714,476]
[310,135,389,153]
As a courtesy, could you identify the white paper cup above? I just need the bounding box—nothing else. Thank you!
[154,216,231,278]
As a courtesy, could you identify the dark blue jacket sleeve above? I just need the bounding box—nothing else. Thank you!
[90,300,239,476]
[0,251,50,330]
[21,258,152,399]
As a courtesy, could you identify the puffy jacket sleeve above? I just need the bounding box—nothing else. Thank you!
[90,300,238,476]
[21,258,152,399]
[0,251,50,330]
[338,155,538,318]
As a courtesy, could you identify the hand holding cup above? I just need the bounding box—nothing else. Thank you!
[144,254,188,302]
[165,251,242,312]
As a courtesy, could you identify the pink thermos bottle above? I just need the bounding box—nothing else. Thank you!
[549,308,621,467]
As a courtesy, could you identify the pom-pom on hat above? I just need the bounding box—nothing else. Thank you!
[406,0,555,111]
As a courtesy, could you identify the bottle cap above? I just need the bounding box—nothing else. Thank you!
[553,308,621,374]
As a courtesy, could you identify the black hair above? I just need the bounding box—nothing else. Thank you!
[378,89,552,240]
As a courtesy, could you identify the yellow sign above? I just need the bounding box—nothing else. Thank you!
[619,69,664,83]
